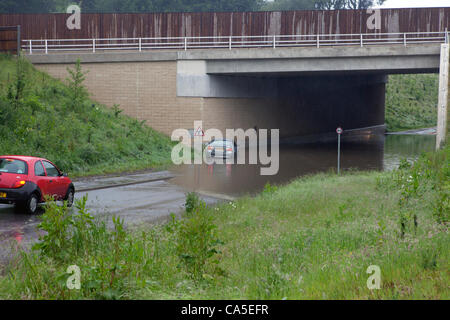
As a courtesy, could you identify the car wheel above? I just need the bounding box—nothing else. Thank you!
[65,188,75,207]
[26,193,39,215]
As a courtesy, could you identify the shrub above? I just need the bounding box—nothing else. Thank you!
[30,196,139,299]
[262,182,278,195]
[185,192,201,214]
[66,58,89,109]
[175,195,223,280]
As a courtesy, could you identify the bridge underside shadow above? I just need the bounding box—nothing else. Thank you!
[183,73,386,141]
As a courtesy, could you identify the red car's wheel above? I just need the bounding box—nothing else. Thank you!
[65,187,75,207]
[20,193,39,214]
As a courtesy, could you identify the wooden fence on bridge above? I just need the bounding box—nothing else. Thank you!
[0,8,449,41]
[0,26,20,54]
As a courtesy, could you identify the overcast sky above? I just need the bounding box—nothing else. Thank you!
[376,0,450,8]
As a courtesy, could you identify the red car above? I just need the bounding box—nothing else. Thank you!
[0,156,75,214]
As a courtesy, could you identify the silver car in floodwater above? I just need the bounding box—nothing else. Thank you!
[205,139,236,158]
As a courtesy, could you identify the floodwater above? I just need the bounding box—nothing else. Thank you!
[169,133,436,197]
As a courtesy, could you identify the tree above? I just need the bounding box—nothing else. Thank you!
[0,0,58,13]
[75,0,263,13]
[315,0,386,9]
[265,0,386,11]
[346,0,384,9]
[263,0,316,11]
[0,0,263,13]
[314,0,347,9]
[0,0,385,13]
[66,59,89,109]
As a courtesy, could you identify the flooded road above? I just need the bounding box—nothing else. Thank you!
[0,133,436,263]
[170,134,436,197]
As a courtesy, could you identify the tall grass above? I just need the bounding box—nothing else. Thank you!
[0,192,224,299]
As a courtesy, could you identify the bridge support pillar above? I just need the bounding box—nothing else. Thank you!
[436,44,449,150]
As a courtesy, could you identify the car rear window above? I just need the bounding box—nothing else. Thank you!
[0,158,28,174]
[211,140,234,147]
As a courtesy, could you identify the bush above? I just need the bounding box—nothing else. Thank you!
[66,58,89,110]
[26,197,140,298]
[176,200,222,280]
[390,145,450,233]
[262,182,278,195]
[185,192,201,214]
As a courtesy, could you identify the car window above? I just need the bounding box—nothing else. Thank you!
[211,140,233,147]
[43,161,60,177]
[34,161,46,176]
[0,158,28,174]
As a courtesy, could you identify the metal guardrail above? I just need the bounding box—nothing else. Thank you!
[22,31,449,54]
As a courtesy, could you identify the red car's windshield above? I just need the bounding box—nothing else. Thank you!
[0,158,28,175]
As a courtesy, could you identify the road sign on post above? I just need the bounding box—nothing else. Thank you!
[194,126,204,137]
[336,127,343,174]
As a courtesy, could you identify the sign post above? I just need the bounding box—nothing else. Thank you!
[193,126,204,191]
[336,127,343,174]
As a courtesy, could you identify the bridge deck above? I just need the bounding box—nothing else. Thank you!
[26,43,442,75]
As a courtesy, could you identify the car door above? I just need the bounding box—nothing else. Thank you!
[42,160,63,199]
[33,160,50,200]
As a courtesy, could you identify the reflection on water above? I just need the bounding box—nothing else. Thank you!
[170,134,436,197]
[383,134,436,171]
